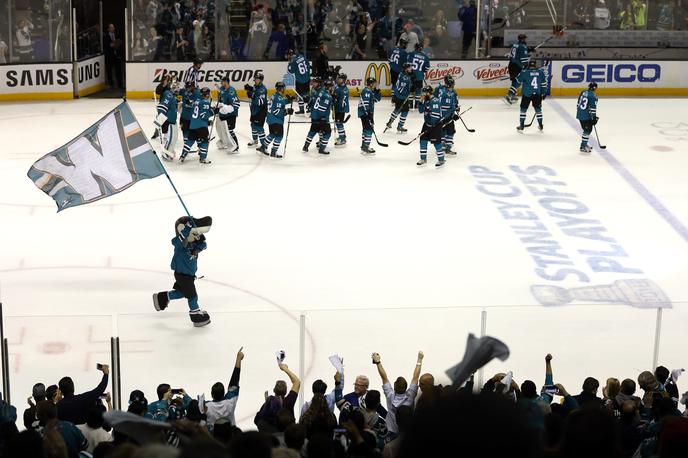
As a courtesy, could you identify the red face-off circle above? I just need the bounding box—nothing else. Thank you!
[42,342,71,354]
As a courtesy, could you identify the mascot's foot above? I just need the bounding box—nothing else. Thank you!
[153,292,169,311]
[189,309,211,327]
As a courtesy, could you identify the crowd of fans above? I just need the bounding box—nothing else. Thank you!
[0,349,686,458]
[567,0,688,30]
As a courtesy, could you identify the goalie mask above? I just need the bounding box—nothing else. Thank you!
[175,216,213,243]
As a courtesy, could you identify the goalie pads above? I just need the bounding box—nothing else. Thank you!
[154,112,167,127]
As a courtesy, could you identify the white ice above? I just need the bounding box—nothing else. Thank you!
[0,96,687,429]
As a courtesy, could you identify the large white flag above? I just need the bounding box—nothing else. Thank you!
[27,102,164,211]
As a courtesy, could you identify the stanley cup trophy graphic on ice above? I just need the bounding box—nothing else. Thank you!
[531,279,672,309]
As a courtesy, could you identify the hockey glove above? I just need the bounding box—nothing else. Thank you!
[154,112,167,128]
[527,46,535,52]
[286,108,294,115]
[452,114,460,121]
[593,117,599,125]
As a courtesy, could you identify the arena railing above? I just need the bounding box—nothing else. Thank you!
[0,300,683,430]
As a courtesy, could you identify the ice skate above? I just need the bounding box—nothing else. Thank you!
[538,124,544,132]
[318,148,330,155]
[199,158,212,164]
[435,159,446,168]
[396,126,408,133]
[503,95,514,106]
[257,144,268,155]
[579,145,592,154]
[416,159,427,166]
[189,309,211,327]
[247,139,259,148]
[153,292,169,311]
[361,145,376,155]
[516,125,525,133]
[334,137,347,147]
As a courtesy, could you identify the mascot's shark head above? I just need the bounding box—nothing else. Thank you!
[175,216,212,242]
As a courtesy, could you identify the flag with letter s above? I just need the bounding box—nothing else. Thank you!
[27,102,164,211]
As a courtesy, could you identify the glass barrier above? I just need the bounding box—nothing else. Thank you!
[74,0,103,59]
[2,0,72,63]
[1,301,683,430]
[127,0,688,62]
[4,314,113,412]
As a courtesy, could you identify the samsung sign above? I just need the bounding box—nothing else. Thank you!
[562,64,661,83]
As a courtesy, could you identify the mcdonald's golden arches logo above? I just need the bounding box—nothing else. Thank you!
[365,63,391,86]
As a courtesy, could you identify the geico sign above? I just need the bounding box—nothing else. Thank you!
[153,68,264,83]
[365,63,391,86]
[561,64,661,83]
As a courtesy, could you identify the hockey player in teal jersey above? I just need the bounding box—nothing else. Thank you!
[516,60,547,132]
[245,73,268,148]
[358,77,382,155]
[434,75,459,155]
[286,49,311,114]
[385,63,413,133]
[216,76,240,153]
[505,34,530,105]
[155,77,180,161]
[333,73,350,146]
[180,87,214,164]
[576,82,599,154]
[180,82,200,143]
[258,82,293,158]
[388,39,408,88]
[407,42,430,108]
[302,78,334,155]
[418,86,448,167]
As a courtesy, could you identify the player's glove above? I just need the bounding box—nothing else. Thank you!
[286,108,294,115]
[452,114,460,121]
[527,46,535,52]
[593,117,599,125]
[286,95,295,103]
[373,88,381,96]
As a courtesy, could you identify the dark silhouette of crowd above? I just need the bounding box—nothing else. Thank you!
[0,349,686,458]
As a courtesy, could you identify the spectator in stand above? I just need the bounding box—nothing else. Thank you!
[372,351,423,438]
[373,6,395,58]
[103,23,123,88]
[76,402,112,453]
[24,383,45,431]
[573,377,603,409]
[149,26,164,60]
[383,404,412,458]
[638,370,667,410]
[560,408,619,457]
[338,374,387,424]
[300,391,338,439]
[351,22,368,59]
[174,25,193,61]
[247,11,270,59]
[361,390,388,450]
[616,378,642,408]
[593,0,612,29]
[132,30,149,60]
[619,400,644,456]
[264,23,291,59]
[299,369,343,420]
[147,385,192,421]
[37,400,89,457]
[416,372,442,411]
[206,348,244,428]
[632,0,648,28]
[57,364,109,425]
[313,42,330,79]
[458,0,477,59]
[0,34,8,64]
[46,384,62,405]
[15,19,34,62]
[398,21,419,52]
[602,377,621,417]
[284,423,306,454]
[422,36,434,59]
[128,389,148,417]
[254,363,301,432]
[655,365,680,403]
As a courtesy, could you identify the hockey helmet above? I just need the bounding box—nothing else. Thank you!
[528,59,538,69]
[193,57,204,67]
[336,73,347,83]
[175,216,213,243]
[185,81,195,91]
[402,62,413,72]
[588,81,598,91]
[254,72,264,82]
[399,38,408,47]
[518,33,527,42]
[366,76,377,86]
[312,76,323,87]
[200,87,211,98]
[324,79,335,92]
[422,85,434,96]
[220,76,230,87]
[275,81,286,91]
[444,75,455,87]
[286,48,295,58]
[415,42,424,51]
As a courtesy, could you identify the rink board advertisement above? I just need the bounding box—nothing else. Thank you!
[125,60,688,99]
[74,55,106,97]
[0,63,74,100]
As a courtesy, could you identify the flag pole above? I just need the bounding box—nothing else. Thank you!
[123,99,195,221]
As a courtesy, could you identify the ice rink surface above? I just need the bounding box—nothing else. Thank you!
[0,95,687,428]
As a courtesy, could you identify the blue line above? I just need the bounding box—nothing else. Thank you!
[549,99,688,243]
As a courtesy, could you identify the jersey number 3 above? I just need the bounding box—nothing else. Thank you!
[578,96,588,110]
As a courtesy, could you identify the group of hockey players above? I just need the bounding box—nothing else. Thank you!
[150,42,603,328]
[152,38,601,173]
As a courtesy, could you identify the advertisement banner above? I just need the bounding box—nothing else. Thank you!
[0,63,73,100]
[122,59,688,99]
[74,55,106,97]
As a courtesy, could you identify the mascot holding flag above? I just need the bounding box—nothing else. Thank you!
[153,216,213,327]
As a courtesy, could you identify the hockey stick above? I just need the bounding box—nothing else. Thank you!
[593,125,606,149]
[399,106,472,146]
[383,93,412,133]
[283,99,294,158]
[207,96,221,143]
[458,110,476,133]
[523,113,537,128]
[356,88,388,147]
[288,115,350,125]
